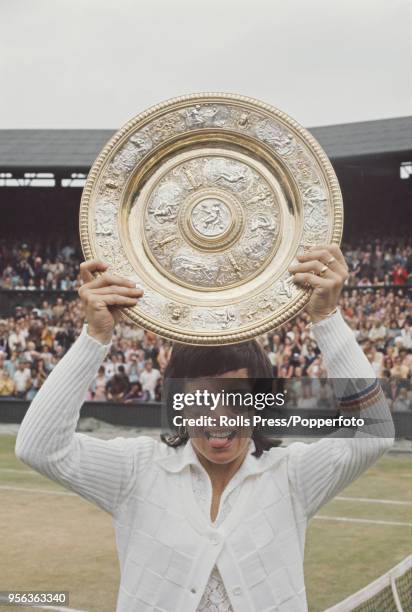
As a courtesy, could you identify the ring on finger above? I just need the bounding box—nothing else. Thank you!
[326,256,335,266]
[319,265,328,276]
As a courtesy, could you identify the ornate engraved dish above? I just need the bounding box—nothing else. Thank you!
[80,93,343,345]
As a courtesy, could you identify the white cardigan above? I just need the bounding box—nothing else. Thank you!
[15,311,394,612]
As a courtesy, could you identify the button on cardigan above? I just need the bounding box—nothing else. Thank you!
[15,310,394,611]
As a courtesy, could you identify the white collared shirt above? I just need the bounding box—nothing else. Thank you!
[190,441,255,612]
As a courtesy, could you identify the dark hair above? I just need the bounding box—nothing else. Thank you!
[161,340,281,457]
[164,341,273,379]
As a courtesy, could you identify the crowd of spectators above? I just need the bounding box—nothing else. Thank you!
[261,287,412,410]
[0,286,410,410]
[0,239,82,291]
[343,236,411,286]
[0,235,410,408]
[0,298,169,404]
[1,237,411,290]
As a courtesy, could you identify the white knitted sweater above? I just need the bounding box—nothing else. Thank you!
[15,310,394,611]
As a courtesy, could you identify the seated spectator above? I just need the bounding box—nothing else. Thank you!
[391,356,410,379]
[365,343,384,376]
[392,262,408,285]
[8,322,26,352]
[106,365,130,401]
[41,323,54,349]
[125,382,150,404]
[40,344,54,372]
[140,359,161,400]
[91,366,108,401]
[0,369,15,397]
[369,319,387,343]
[306,356,326,378]
[397,322,412,350]
[22,341,41,365]
[125,353,140,384]
[13,360,32,399]
[4,351,18,378]
[52,297,66,319]
[40,300,53,321]
[26,359,48,401]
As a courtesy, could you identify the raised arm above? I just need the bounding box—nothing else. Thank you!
[287,245,394,519]
[15,260,149,515]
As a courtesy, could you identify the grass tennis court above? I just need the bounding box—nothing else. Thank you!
[1,434,411,612]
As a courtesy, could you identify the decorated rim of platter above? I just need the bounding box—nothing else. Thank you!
[79,92,343,345]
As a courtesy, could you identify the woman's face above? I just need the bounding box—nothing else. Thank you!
[184,368,253,466]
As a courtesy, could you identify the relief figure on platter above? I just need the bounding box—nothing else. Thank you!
[191,199,232,236]
[151,202,179,224]
[171,253,218,285]
[251,214,276,233]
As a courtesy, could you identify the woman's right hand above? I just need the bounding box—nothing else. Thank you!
[78,260,143,345]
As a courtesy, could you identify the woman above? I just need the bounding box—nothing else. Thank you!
[106,365,130,401]
[15,245,394,612]
[91,365,107,401]
[126,352,141,385]
[26,358,48,401]
[0,368,14,397]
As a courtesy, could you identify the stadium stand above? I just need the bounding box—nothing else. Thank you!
[0,119,410,403]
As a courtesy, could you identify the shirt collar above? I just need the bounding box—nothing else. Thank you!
[156,437,286,476]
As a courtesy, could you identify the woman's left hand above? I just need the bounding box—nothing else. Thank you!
[289,244,349,323]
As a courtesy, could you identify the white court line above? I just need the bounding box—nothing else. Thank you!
[38,608,87,612]
[25,607,85,612]
[337,495,412,506]
[0,485,75,496]
[0,598,86,612]
[4,473,411,505]
[315,515,412,527]
[0,468,41,475]
[10,477,407,504]
[3,486,412,527]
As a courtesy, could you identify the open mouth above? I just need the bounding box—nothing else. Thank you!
[205,430,237,440]
[204,429,237,450]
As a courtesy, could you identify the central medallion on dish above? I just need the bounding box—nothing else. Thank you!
[140,153,281,290]
[190,198,232,238]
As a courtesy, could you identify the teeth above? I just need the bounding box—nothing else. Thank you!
[207,430,233,439]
